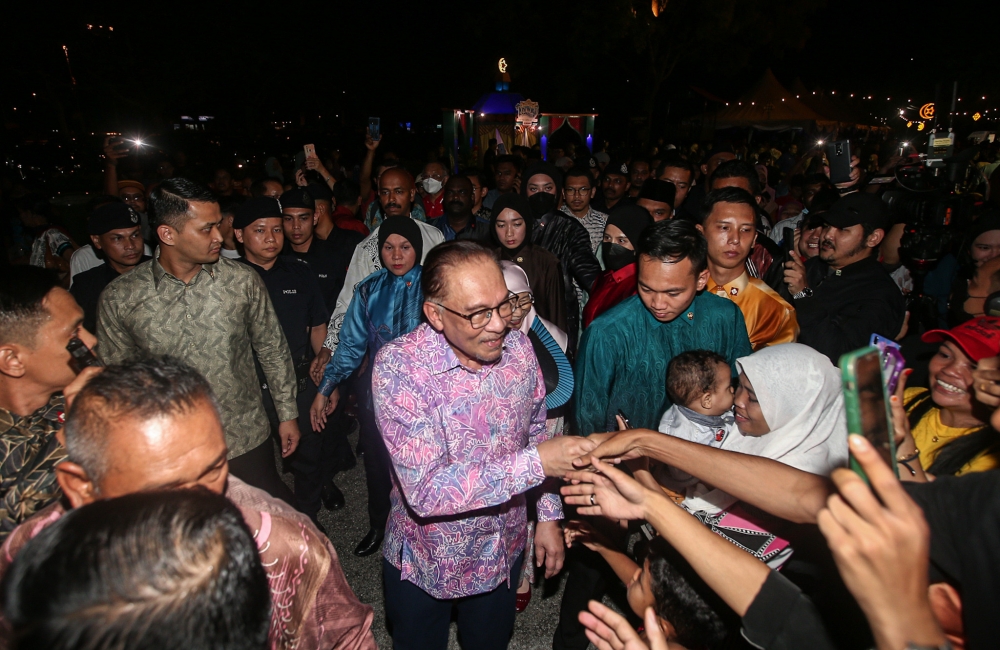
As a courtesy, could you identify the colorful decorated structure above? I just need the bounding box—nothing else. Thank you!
[441,59,597,171]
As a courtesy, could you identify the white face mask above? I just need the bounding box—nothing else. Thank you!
[423,178,443,195]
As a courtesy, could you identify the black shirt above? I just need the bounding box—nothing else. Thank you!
[741,571,836,650]
[239,256,328,363]
[283,229,363,310]
[795,255,906,364]
[904,472,1000,650]
[70,256,151,334]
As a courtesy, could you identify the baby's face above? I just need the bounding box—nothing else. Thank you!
[705,362,736,415]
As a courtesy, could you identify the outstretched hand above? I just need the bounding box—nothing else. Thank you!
[579,600,672,650]
[561,457,649,521]
[573,429,647,469]
[817,435,945,650]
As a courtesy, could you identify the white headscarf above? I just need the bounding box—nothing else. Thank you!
[721,343,848,476]
[500,261,569,351]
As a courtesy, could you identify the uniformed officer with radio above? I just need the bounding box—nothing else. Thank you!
[233,197,340,531]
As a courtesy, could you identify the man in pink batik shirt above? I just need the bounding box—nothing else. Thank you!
[373,240,596,650]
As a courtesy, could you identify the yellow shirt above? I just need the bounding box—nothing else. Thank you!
[905,387,1000,476]
[707,272,798,351]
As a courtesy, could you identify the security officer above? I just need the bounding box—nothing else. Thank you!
[70,202,151,333]
[280,188,364,311]
[233,197,343,530]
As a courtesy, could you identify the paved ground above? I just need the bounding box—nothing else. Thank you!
[278,425,573,650]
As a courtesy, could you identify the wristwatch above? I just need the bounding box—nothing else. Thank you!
[904,642,952,650]
[792,287,813,300]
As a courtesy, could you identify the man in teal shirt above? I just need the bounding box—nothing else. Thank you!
[575,219,752,435]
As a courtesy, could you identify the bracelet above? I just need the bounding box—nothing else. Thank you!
[897,448,920,464]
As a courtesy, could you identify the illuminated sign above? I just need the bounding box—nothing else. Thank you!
[498,58,507,73]
[973,112,982,121]
[919,103,935,120]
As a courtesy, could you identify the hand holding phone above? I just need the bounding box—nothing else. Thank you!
[826,140,853,185]
[304,143,317,159]
[782,227,795,257]
[368,117,381,142]
[840,347,897,481]
[66,337,103,374]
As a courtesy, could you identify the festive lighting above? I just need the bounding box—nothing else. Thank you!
[919,103,935,120]
[906,121,913,128]
[498,58,507,73]
[917,123,925,131]
[974,112,982,121]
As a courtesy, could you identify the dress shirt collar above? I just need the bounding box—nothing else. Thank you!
[423,324,502,376]
[638,292,700,328]
[707,271,750,298]
[152,249,216,288]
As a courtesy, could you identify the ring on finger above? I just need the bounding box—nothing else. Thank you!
[589,494,596,506]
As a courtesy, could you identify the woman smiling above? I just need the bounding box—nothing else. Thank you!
[905,316,1000,476]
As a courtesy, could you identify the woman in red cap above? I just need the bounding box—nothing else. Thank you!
[904,316,1000,477]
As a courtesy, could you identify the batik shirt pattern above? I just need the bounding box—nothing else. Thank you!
[374,324,563,599]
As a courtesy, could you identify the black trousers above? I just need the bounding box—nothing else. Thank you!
[289,378,351,519]
[383,553,523,650]
[358,399,393,530]
[228,437,296,506]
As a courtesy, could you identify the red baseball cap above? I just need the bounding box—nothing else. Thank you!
[921,316,1000,362]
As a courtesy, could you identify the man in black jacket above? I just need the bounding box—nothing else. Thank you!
[784,192,905,363]
[522,164,601,351]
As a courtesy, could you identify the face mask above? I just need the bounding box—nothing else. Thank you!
[602,242,635,272]
[527,192,556,219]
[423,178,443,195]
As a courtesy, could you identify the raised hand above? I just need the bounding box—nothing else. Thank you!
[561,457,649,521]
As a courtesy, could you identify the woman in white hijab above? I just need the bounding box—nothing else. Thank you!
[724,342,848,475]
[679,343,847,569]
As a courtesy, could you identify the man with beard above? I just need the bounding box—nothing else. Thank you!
[762,189,838,301]
[784,192,905,363]
[591,160,632,213]
[522,164,601,350]
[430,175,490,241]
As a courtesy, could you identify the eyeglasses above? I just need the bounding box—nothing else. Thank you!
[511,292,534,313]
[564,187,591,196]
[433,294,517,329]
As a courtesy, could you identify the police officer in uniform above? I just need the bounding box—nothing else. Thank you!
[233,197,340,530]
[280,188,364,311]
[70,202,151,333]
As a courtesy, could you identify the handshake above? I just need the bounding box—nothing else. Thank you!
[536,429,643,478]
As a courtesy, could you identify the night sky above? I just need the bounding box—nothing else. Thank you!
[3,0,995,144]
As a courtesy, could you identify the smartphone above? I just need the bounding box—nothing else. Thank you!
[840,346,897,481]
[368,116,381,141]
[66,337,103,373]
[616,409,632,429]
[868,176,895,185]
[293,150,306,172]
[869,333,905,393]
[782,227,795,256]
[303,143,316,159]
[826,139,852,185]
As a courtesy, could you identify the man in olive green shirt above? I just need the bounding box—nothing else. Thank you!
[97,178,300,502]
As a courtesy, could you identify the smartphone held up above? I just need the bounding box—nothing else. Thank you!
[840,345,898,481]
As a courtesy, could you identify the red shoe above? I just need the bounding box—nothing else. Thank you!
[515,585,532,613]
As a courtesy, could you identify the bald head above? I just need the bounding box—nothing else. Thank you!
[379,168,416,218]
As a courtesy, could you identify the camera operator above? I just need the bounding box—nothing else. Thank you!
[784,193,906,363]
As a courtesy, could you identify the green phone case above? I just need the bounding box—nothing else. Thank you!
[839,346,899,481]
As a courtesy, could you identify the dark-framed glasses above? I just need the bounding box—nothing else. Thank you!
[434,293,517,329]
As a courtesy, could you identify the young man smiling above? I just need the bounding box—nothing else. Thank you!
[697,188,797,351]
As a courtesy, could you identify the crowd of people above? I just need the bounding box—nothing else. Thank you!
[2,123,1000,650]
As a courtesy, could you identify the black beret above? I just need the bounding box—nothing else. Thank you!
[637,179,676,206]
[88,202,141,236]
[604,159,630,178]
[306,182,332,202]
[233,197,282,230]
[280,188,315,210]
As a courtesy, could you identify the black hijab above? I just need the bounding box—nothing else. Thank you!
[490,193,534,257]
[378,215,423,261]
